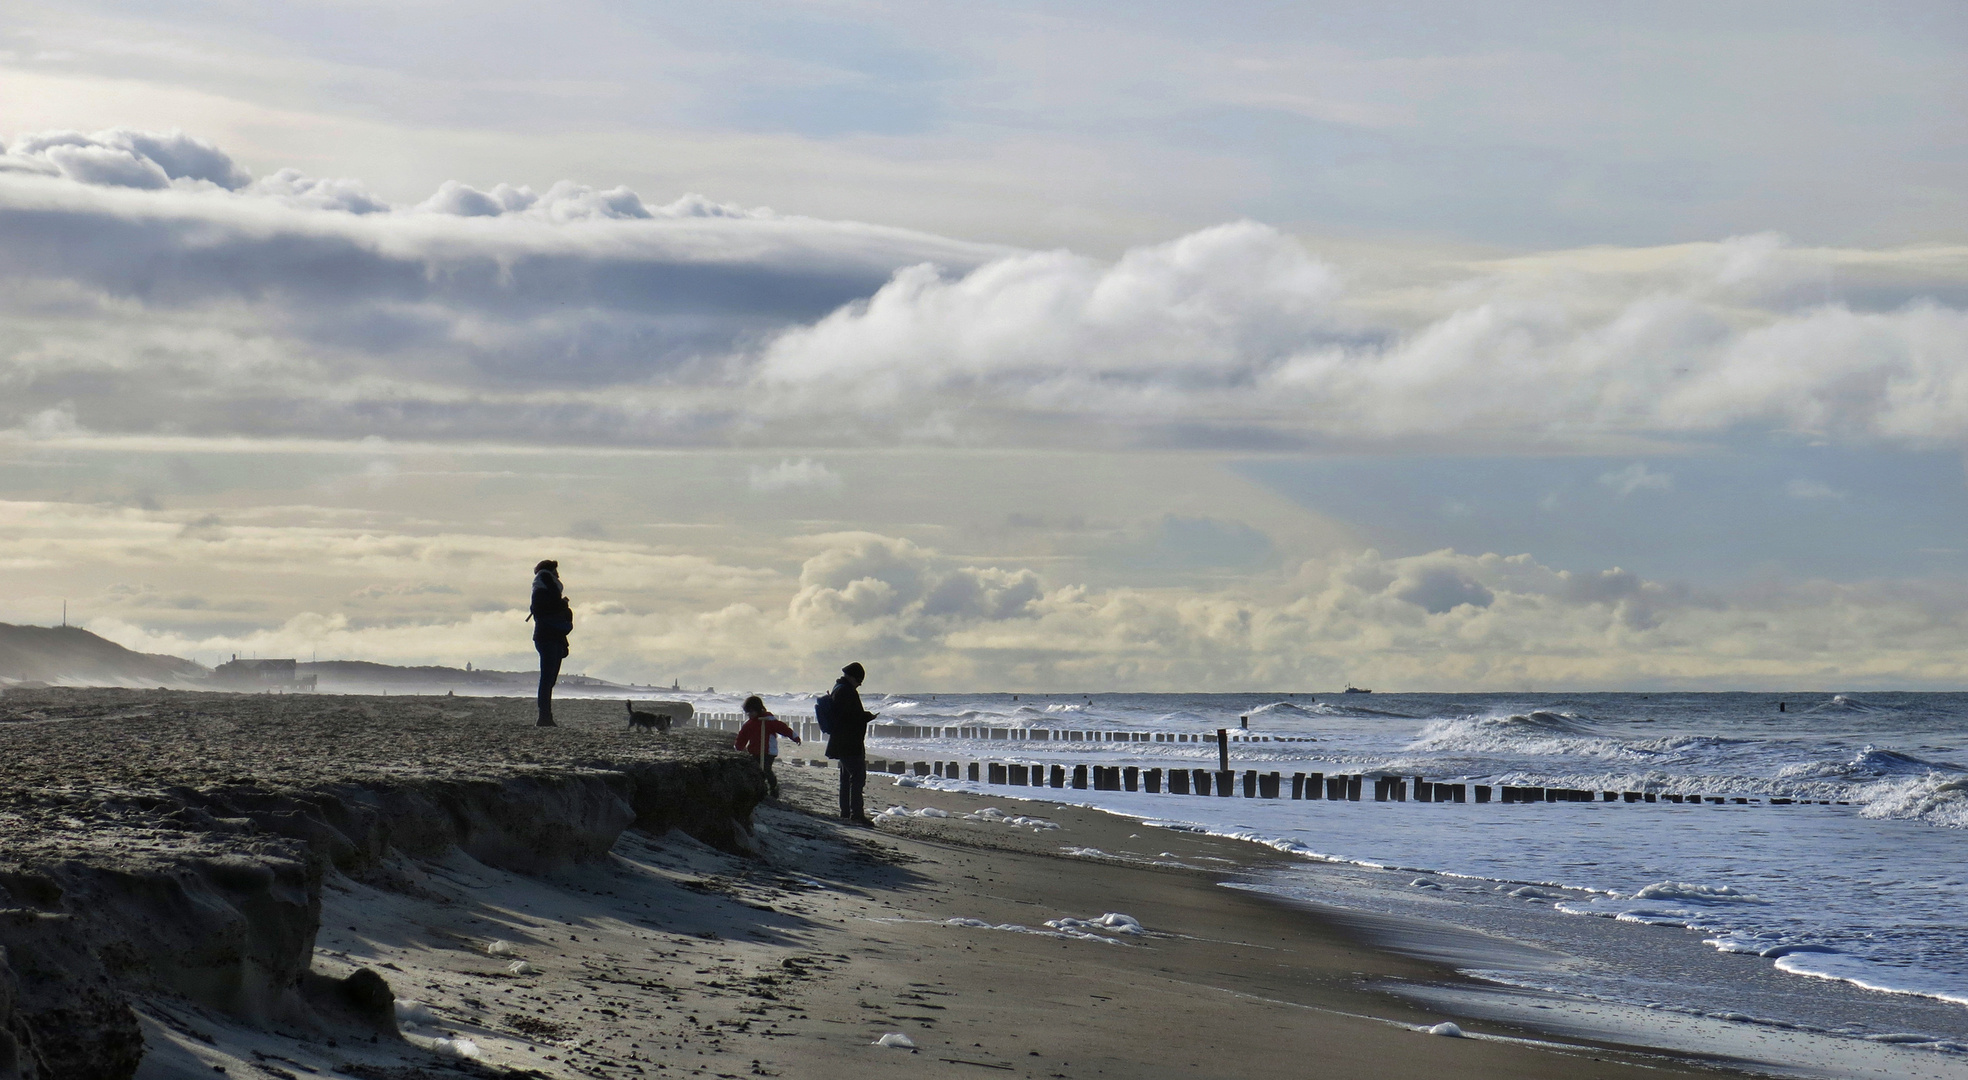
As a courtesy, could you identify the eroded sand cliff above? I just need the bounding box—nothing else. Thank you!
[0,689,764,1079]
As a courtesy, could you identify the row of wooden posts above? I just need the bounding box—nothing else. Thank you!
[787,757,1834,806]
[760,723,1831,806]
[691,714,1311,747]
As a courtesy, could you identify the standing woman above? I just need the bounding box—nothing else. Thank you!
[528,559,573,727]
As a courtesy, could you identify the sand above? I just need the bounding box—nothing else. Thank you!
[138,767,1765,1079]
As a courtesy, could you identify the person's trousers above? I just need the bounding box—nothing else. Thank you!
[759,754,780,798]
[535,640,564,725]
[837,754,867,818]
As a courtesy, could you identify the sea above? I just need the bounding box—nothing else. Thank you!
[726,689,1968,1075]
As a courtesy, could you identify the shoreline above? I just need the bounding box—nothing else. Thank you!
[837,763,1968,1080]
[0,688,1895,1079]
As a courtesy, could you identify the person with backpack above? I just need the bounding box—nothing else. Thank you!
[528,560,573,727]
[735,695,800,799]
[819,662,877,823]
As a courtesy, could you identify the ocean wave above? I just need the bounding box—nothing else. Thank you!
[1406,710,1601,755]
[1773,950,1968,1008]
[1249,701,1317,718]
[1800,693,1893,714]
[1778,744,1966,782]
[1858,774,1968,829]
[1404,712,1763,768]
[1320,703,1421,719]
[1631,881,1766,904]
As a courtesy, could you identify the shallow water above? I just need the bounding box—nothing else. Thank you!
[732,690,1968,1056]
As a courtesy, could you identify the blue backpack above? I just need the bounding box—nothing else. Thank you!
[814,689,836,735]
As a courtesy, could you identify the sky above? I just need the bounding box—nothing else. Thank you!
[1,1,1966,691]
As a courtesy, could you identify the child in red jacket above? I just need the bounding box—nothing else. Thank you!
[736,695,801,799]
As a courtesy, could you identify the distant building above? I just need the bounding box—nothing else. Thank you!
[212,656,318,692]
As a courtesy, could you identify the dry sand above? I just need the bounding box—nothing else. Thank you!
[136,762,1761,1080]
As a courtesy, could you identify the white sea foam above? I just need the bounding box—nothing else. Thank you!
[1859,775,1968,828]
[874,804,951,820]
[943,916,1125,944]
[964,806,1060,829]
[1044,912,1145,935]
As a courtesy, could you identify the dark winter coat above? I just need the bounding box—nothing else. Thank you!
[822,677,875,760]
[530,569,572,655]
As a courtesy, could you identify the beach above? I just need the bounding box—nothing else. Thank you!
[12,687,1954,1079]
[148,765,1775,1080]
[0,686,1791,1080]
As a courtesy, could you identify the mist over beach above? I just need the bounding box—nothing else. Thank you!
[3,3,1967,1078]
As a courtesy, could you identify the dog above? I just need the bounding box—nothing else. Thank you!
[626,700,672,733]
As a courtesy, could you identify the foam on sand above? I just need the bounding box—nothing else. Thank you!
[1044,912,1145,935]
[941,916,1127,944]
[1773,951,1968,1009]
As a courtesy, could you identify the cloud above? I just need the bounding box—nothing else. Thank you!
[1598,462,1674,497]
[756,226,1968,448]
[0,129,250,190]
[786,533,1042,657]
[747,458,843,493]
[23,404,83,439]
[17,493,1968,690]
[1,128,1966,456]
[351,582,462,600]
[249,168,390,214]
[1390,562,1495,614]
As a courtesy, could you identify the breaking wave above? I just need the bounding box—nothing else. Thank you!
[1859,775,1968,829]
[1778,745,1965,782]
[1631,881,1766,904]
[1406,710,1600,755]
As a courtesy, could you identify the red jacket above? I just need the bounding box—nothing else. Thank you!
[736,714,800,758]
